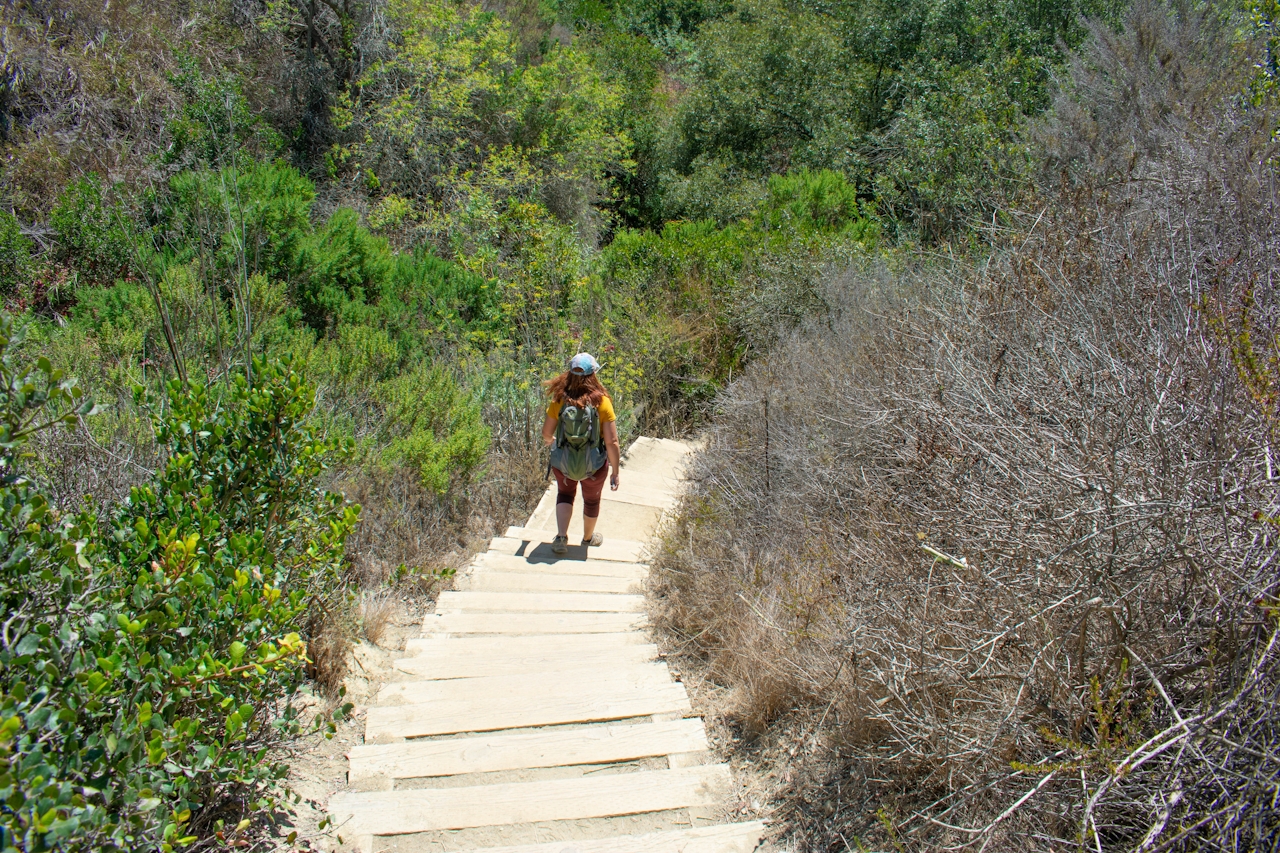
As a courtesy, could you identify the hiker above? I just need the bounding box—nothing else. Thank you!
[542,352,622,554]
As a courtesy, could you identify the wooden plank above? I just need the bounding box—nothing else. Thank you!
[497,529,644,563]
[347,718,709,782]
[529,484,676,513]
[365,681,691,740]
[393,643,659,679]
[526,477,677,516]
[403,632,650,655]
[434,821,768,853]
[376,662,674,706]
[607,468,684,494]
[328,764,732,840]
[436,590,645,613]
[475,552,648,578]
[422,611,644,635]
[459,571,640,595]
[523,502,665,546]
[505,526,644,547]
[602,483,679,508]
[621,439,695,475]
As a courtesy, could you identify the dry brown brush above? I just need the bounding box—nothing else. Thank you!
[649,4,1280,850]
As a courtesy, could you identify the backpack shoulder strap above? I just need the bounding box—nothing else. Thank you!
[588,403,601,447]
[553,401,567,447]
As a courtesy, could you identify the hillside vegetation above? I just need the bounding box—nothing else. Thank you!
[0,0,1274,850]
[651,3,1280,851]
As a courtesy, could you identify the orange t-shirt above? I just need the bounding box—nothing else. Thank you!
[546,396,616,423]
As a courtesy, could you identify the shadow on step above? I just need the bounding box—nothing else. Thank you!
[516,540,591,562]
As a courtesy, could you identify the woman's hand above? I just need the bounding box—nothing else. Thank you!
[610,470,620,491]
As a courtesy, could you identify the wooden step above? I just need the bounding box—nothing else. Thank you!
[621,438,695,475]
[422,611,645,635]
[365,681,691,740]
[348,718,709,783]
[394,643,660,679]
[459,571,641,595]
[436,821,769,853]
[600,486,679,509]
[489,535,644,564]
[376,663,674,706]
[526,481,676,519]
[607,467,684,493]
[403,632,650,656]
[329,764,732,842]
[505,526,645,547]
[524,501,666,545]
[436,590,645,613]
[476,551,648,578]
[496,529,645,563]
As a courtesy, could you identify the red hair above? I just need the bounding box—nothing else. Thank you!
[545,370,608,408]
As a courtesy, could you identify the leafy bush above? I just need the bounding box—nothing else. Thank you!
[163,161,316,286]
[331,0,631,234]
[164,58,282,169]
[378,249,501,346]
[49,176,138,286]
[375,364,491,495]
[662,0,1119,238]
[0,321,356,851]
[761,170,876,238]
[294,208,393,331]
[0,212,32,297]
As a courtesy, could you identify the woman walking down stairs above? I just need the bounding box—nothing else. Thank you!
[327,437,767,853]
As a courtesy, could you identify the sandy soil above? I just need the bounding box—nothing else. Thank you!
[272,592,432,852]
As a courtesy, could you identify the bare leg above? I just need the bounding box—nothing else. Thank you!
[582,514,598,542]
[556,501,573,538]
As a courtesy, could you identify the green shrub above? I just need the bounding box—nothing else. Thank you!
[0,318,356,851]
[657,156,767,225]
[294,208,393,331]
[310,323,403,391]
[164,161,316,285]
[0,211,31,296]
[375,364,490,494]
[390,250,499,332]
[763,169,869,235]
[49,175,138,286]
[64,281,157,386]
[165,58,282,169]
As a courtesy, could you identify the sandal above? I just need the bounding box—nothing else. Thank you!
[552,535,569,555]
[583,532,603,547]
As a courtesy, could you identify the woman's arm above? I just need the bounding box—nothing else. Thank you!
[602,420,621,490]
[542,412,558,446]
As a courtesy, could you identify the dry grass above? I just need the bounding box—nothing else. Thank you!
[650,5,1280,851]
[305,596,355,697]
[357,591,397,645]
[0,1,206,212]
[337,441,547,588]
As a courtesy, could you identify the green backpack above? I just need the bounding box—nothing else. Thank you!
[550,403,606,480]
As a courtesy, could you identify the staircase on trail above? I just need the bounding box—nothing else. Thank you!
[327,437,767,853]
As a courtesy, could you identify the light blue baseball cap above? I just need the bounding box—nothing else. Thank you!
[569,352,600,375]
